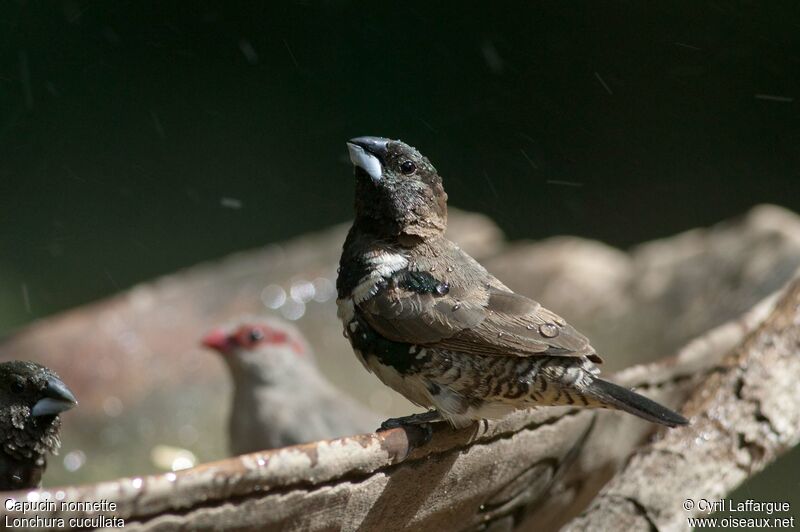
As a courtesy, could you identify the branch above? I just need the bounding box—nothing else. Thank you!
[2,205,798,530]
[521,286,781,531]
[0,286,780,530]
[565,274,800,532]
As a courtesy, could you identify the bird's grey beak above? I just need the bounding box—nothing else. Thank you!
[32,375,78,417]
[347,136,389,183]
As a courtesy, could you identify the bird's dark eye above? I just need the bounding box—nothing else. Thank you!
[248,329,264,342]
[400,161,416,174]
[10,380,24,394]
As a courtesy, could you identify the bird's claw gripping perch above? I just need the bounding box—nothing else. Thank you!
[377,410,443,447]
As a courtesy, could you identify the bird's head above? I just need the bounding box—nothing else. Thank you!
[0,361,77,450]
[346,136,448,243]
[201,317,313,381]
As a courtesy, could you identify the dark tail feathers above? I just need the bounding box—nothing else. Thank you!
[590,378,688,428]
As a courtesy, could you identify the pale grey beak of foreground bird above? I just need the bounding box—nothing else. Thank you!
[32,375,78,417]
[347,136,389,183]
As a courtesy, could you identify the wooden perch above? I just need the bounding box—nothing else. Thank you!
[520,287,782,531]
[565,275,800,532]
[2,205,800,530]
[0,282,785,530]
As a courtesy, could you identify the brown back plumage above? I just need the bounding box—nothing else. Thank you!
[357,236,601,363]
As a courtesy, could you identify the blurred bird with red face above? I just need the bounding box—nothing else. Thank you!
[202,316,381,455]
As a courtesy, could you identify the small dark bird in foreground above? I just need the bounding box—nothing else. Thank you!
[202,316,382,454]
[0,361,77,490]
[336,136,688,431]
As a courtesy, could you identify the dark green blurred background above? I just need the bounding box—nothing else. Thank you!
[1,0,799,521]
[3,1,800,329]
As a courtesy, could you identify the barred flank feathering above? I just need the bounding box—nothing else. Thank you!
[587,378,688,428]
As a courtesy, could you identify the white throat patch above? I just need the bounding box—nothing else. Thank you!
[351,251,408,304]
[347,143,383,182]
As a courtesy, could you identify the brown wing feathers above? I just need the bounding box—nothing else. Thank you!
[434,288,600,362]
[358,266,601,363]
